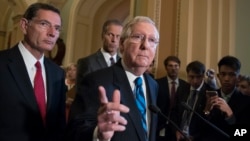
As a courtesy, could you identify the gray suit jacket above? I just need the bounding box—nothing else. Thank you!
[67,60,158,141]
[76,49,120,87]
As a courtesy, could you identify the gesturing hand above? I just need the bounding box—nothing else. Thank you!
[97,86,130,141]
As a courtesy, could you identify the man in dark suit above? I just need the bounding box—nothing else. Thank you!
[0,3,66,141]
[156,56,189,141]
[176,61,215,141]
[66,16,159,141]
[203,56,250,141]
[76,19,123,86]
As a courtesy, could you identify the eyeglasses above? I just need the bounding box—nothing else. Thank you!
[28,19,62,33]
[129,34,159,47]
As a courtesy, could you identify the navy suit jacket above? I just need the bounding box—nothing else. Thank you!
[67,60,158,141]
[0,45,66,141]
[76,49,120,86]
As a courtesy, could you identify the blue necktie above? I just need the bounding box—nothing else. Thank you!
[134,77,147,137]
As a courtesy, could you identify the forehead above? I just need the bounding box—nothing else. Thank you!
[35,9,61,24]
[187,71,203,76]
[106,24,123,32]
[131,22,158,36]
[219,65,236,72]
[167,61,179,66]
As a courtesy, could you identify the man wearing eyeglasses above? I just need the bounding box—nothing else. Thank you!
[202,56,250,141]
[76,19,123,88]
[0,3,66,141]
[66,16,159,141]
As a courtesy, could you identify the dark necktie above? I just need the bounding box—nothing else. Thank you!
[34,61,46,125]
[170,81,176,109]
[110,57,115,66]
[134,77,148,137]
[181,90,197,135]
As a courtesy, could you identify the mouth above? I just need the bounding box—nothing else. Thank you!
[44,40,55,45]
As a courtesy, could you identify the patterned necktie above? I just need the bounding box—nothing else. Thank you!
[134,77,148,137]
[34,61,46,125]
[110,57,115,66]
[170,81,176,109]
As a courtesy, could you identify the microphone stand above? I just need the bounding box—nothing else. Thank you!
[181,102,230,138]
[148,105,191,141]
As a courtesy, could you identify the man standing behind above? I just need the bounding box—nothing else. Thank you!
[76,19,123,85]
[66,16,159,141]
[203,56,250,141]
[0,3,66,141]
[156,56,189,141]
[176,61,215,141]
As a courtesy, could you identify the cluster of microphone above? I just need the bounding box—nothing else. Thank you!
[148,103,230,140]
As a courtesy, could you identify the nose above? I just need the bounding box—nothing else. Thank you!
[140,38,151,49]
[47,27,57,37]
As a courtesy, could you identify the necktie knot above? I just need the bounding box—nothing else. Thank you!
[171,81,176,85]
[35,61,41,70]
[135,77,143,87]
[110,57,115,65]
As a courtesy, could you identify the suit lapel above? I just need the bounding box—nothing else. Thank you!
[7,46,38,111]
[112,63,146,141]
[96,50,108,68]
[44,59,53,112]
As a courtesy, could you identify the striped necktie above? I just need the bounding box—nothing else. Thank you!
[134,77,147,137]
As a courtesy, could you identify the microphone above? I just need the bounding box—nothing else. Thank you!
[181,102,230,138]
[148,105,191,141]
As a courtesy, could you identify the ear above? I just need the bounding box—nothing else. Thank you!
[20,18,28,34]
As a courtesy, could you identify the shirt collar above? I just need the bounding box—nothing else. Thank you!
[101,47,117,63]
[18,41,44,69]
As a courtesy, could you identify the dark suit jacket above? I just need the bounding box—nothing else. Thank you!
[66,60,158,141]
[175,82,215,141]
[201,89,250,141]
[76,49,120,87]
[0,45,66,141]
[156,77,189,141]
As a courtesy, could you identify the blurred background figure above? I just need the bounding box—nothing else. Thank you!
[65,63,77,122]
[205,68,219,89]
[237,74,250,96]
[156,56,189,141]
[65,63,77,104]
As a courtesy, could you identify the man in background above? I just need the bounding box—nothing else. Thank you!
[203,56,250,141]
[76,19,123,86]
[156,56,189,141]
[176,61,215,141]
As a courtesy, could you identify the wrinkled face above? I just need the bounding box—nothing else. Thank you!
[217,65,238,94]
[165,61,180,79]
[21,9,61,53]
[120,22,158,70]
[237,80,250,96]
[103,24,123,54]
[187,71,204,89]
